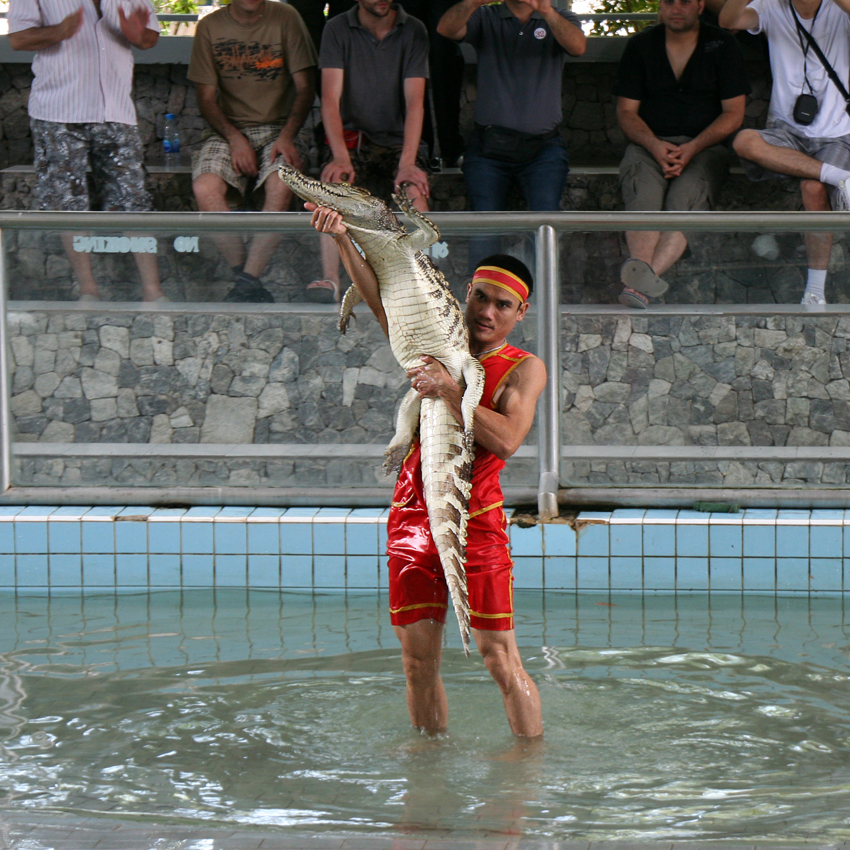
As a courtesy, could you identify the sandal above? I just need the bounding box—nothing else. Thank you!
[618,286,649,309]
[619,258,669,297]
[306,279,340,304]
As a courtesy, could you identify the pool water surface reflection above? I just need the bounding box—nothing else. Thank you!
[1,590,849,842]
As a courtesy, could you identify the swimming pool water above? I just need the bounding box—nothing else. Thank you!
[1,590,850,842]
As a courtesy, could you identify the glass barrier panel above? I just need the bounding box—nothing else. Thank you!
[558,225,850,307]
[559,226,850,491]
[3,223,540,494]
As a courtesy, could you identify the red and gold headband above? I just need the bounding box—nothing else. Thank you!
[472,265,530,304]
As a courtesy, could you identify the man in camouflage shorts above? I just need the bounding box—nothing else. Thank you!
[9,0,166,302]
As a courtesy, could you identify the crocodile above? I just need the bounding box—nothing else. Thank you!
[278,163,485,654]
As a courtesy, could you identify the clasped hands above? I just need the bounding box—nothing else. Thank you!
[653,139,696,178]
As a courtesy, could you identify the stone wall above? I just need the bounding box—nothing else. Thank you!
[6,306,539,490]
[10,305,850,495]
[561,311,850,488]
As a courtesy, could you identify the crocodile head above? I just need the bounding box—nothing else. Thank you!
[278,163,402,233]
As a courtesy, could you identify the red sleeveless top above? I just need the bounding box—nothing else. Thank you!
[388,342,532,553]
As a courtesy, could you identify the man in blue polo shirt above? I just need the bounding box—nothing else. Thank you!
[438,0,586,264]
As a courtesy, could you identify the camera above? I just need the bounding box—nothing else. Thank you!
[794,93,819,125]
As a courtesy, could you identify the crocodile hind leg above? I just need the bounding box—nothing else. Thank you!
[384,387,421,475]
[393,185,441,253]
[338,284,363,335]
[459,355,486,454]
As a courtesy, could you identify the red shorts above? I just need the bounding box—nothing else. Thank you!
[388,502,515,631]
[389,553,515,631]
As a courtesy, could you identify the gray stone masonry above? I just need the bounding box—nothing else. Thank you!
[561,311,850,487]
[7,306,539,489]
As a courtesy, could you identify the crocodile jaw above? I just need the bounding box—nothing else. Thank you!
[277,163,400,233]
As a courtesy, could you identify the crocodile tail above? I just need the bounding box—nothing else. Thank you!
[444,554,471,655]
[419,397,474,656]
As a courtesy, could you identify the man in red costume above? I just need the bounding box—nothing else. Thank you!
[309,204,547,739]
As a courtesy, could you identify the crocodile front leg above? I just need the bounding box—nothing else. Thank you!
[393,185,441,253]
[338,284,363,335]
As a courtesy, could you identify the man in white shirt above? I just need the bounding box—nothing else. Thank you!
[9,0,166,302]
[720,0,850,305]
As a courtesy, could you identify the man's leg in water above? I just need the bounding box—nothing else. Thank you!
[474,628,542,738]
[394,618,448,734]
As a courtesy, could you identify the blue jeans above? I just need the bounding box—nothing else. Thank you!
[463,132,570,212]
[462,132,569,266]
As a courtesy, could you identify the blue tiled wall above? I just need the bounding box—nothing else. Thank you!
[1,506,849,593]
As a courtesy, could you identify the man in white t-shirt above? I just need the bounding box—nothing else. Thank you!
[721,0,850,305]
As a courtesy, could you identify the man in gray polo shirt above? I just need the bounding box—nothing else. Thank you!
[307,0,430,302]
[438,0,585,262]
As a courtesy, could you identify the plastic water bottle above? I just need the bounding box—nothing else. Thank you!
[163,114,180,166]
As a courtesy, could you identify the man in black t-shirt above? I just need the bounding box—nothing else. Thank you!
[613,0,750,307]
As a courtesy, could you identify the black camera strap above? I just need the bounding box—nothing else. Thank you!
[790,0,850,112]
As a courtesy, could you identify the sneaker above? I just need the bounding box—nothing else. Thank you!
[619,258,669,297]
[751,234,780,260]
[618,286,649,309]
[223,278,274,303]
[801,290,827,306]
[837,180,850,211]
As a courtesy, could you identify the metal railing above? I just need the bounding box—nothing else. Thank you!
[2,209,850,515]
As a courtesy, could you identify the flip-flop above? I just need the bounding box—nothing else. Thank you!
[619,258,669,297]
[618,286,649,309]
[306,279,340,304]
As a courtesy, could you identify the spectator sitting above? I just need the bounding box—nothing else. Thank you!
[307,0,430,303]
[8,0,167,303]
[721,0,850,305]
[437,0,586,266]
[614,0,750,308]
[189,0,316,303]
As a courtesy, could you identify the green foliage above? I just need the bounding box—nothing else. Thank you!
[153,0,199,33]
[583,0,656,37]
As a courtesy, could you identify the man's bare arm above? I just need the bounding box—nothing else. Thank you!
[718,0,758,31]
[396,77,430,198]
[8,6,82,50]
[270,68,316,168]
[409,356,548,459]
[437,0,488,41]
[320,67,356,184]
[118,6,158,49]
[278,68,316,144]
[617,97,663,152]
[534,3,587,55]
[307,205,388,335]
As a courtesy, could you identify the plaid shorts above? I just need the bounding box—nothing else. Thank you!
[321,137,429,201]
[31,118,152,212]
[741,120,850,206]
[193,123,309,196]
